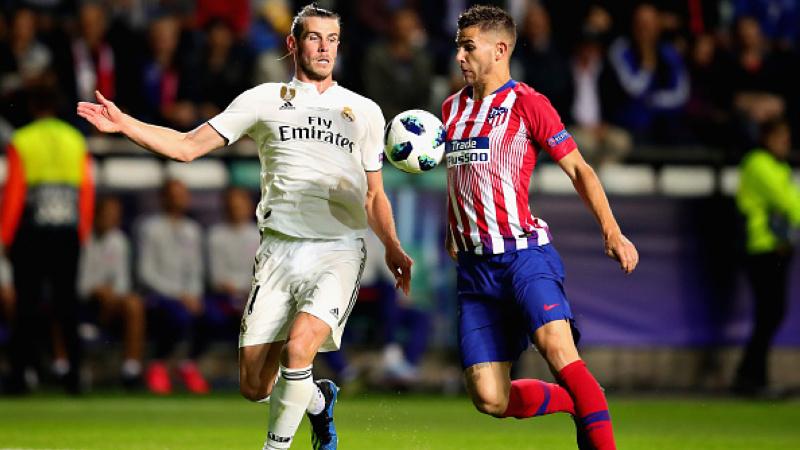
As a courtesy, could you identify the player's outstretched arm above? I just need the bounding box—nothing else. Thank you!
[76,91,225,162]
[557,150,639,274]
[365,171,413,295]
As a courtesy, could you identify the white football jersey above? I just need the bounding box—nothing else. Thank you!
[208,78,385,239]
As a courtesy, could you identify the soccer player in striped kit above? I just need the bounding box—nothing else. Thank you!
[444,6,639,449]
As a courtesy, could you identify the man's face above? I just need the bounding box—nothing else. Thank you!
[163,180,190,214]
[456,26,499,86]
[290,17,340,81]
[96,198,121,233]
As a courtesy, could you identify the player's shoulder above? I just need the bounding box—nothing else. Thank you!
[333,84,383,114]
[512,82,550,106]
[234,82,284,103]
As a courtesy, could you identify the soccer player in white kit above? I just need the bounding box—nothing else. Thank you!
[77,5,413,450]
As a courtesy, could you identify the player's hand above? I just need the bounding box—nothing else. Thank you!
[76,90,126,134]
[605,231,638,274]
[385,245,413,296]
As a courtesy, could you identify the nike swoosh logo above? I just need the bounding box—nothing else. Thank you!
[544,304,559,311]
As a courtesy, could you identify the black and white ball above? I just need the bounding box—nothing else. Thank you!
[383,109,446,174]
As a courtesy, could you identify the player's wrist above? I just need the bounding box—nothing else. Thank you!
[603,227,622,241]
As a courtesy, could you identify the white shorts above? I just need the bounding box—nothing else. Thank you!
[238,230,367,351]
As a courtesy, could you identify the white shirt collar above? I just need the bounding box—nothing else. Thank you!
[289,77,338,94]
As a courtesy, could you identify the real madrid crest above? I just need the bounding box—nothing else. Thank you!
[341,106,355,122]
[279,85,296,110]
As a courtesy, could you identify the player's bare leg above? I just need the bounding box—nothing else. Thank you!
[261,312,338,450]
[240,342,284,401]
[464,362,512,416]
[465,360,575,419]
[534,320,616,450]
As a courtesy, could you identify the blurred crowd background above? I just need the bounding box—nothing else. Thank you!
[0,0,799,397]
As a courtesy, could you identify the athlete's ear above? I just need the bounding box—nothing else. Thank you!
[286,35,296,54]
[495,41,509,60]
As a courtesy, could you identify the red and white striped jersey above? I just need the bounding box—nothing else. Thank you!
[442,80,577,255]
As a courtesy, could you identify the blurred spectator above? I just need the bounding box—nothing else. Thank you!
[604,3,690,144]
[569,33,632,165]
[360,230,429,386]
[77,196,146,389]
[190,18,254,122]
[250,0,293,83]
[139,12,197,129]
[0,240,14,345]
[362,8,433,121]
[206,187,259,334]
[195,0,251,39]
[734,0,799,48]
[0,85,94,394]
[138,179,208,395]
[685,33,737,150]
[725,16,792,142]
[58,2,118,105]
[734,117,800,397]
[0,8,53,126]
[514,2,573,116]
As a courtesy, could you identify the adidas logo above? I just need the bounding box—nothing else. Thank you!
[279,101,295,110]
[330,308,339,319]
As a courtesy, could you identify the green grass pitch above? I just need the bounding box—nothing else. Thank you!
[0,393,798,449]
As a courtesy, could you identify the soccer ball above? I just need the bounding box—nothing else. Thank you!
[383,109,446,173]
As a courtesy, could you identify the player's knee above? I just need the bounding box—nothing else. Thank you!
[469,391,508,417]
[471,397,507,417]
[239,379,270,402]
[282,338,315,367]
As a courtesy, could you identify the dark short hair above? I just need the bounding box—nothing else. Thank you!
[457,5,516,47]
[291,3,340,41]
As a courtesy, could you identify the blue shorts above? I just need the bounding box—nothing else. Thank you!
[457,244,580,369]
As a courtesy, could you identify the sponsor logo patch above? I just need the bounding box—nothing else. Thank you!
[446,137,490,167]
[546,129,571,148]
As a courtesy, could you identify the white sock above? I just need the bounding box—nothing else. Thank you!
[264,365,314,449]
[307,384,325,415]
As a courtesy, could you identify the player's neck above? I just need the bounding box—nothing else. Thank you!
[294,72,335,94]
[471,71,512,101]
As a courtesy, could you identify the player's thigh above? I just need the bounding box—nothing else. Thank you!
[294,238,366,353]
[532,319,580,372]
[239,341,284,396]
[464,361,513,415]
[282,312,333,367]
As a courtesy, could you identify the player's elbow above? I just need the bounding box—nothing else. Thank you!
[172,148,196,163]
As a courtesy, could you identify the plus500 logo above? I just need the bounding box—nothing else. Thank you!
[447,150,489,167]
[446,137,490,167]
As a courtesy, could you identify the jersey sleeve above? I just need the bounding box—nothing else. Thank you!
[361,102,385,172]
[519,93,577,162]
[207,88,261,145]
